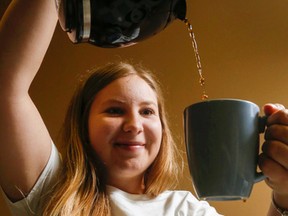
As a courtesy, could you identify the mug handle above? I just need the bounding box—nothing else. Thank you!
[255,172,266,183]
[254,116,268,183]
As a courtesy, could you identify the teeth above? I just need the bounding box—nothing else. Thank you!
[115,143,143,147]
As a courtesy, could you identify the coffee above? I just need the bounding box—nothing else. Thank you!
[184,18,208,100]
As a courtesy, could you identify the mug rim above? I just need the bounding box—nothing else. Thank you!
[184,98,258,111]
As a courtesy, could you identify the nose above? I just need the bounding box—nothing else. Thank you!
[122,113,143,134]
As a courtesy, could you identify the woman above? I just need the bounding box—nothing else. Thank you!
[41,62,200,215]
[0,0,287,215]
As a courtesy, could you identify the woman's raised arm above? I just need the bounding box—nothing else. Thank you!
[0,0,58,201]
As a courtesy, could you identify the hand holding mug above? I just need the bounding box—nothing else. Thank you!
[259,104,288,210]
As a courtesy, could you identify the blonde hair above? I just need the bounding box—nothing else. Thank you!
[43,61,180,216]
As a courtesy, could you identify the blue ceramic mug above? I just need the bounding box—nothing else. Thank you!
[184,99,266,201]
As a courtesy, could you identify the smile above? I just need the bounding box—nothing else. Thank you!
[114,142,145,150]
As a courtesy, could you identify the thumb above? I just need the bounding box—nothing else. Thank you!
[263,103,285,116]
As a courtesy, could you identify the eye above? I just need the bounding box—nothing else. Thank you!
[105,107,124,116]
[140,108,156,116]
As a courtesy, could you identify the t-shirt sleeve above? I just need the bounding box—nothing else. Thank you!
[0,142,62,216]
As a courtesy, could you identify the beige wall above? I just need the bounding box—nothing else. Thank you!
[1,0,288,215]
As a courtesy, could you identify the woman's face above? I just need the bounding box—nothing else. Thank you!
[88,75,162,189]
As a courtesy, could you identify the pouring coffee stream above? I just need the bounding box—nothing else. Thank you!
[184,18,208,100]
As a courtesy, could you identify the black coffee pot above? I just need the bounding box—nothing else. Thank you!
[55,0,187,48]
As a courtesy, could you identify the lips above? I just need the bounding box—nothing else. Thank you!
[114,141,145,150]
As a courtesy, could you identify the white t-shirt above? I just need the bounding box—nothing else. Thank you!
[108,186,222,216]
[1,143,222,216]
[1,143,62,216]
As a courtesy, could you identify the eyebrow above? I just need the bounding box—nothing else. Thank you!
[102,99,158,107]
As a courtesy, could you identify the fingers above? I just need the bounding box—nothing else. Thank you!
[261,103,288,195]
[265,124,288,144]
[266,109,288,126]
[259,153,288,193]
[262,140,288,170]
[263,103,285,116]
